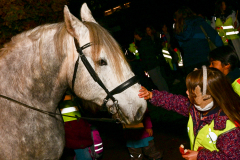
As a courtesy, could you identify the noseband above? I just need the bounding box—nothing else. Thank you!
[72,38,139,116]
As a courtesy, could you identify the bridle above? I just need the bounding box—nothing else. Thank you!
[72,38,139,120]
[0,37,139,124]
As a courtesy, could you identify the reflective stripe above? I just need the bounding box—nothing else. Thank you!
[61,107,77,114]
[133,50,138,55]
[95,147,103,152]
[163,54,172,59]
[226,31,239,35]
[94,143,102,147]
[144,71,150,77]
[162,50,170,54]
[222,26,234,29]
[178,62,183,66]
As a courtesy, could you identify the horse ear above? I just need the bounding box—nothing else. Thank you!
[80,3,97,23]
[64,5,84,37]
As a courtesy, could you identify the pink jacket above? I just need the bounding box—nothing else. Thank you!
[123,109,152,140]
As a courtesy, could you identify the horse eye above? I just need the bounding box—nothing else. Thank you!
[99,59,107,66]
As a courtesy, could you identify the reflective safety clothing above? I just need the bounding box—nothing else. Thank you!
[174,48,183,67]
[59,95,81,122]
[128,42,140,60]
[232,78,240,96]
[215,17,240,45]
[187,114,237,151]
[162,43,173,70]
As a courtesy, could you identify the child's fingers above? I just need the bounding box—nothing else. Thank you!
[139,90,148,96]
[139,92,149,99]
[139,92,148,98]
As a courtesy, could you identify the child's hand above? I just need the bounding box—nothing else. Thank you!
[138,86,152,100]
[145,128,153,136]
[182,150,198,160]
[179,144,189,155]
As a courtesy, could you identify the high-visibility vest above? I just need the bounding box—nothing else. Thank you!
[59,95,81,122]
[128,42,140,60]
[162,43,173,70]
[215,17,240,45]
[187,114,237,151]
[232,78,240,96]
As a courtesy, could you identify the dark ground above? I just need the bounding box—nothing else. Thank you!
[60,70,191,160]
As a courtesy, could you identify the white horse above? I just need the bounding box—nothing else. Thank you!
[0,3,147,159]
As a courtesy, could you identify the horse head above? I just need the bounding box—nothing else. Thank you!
[63,4,147,124]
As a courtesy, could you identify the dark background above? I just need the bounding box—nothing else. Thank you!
[68,0,239,49]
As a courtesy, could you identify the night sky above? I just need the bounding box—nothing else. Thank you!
[68,0,239,46]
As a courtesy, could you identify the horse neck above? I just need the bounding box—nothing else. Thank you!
[0,24,69,110]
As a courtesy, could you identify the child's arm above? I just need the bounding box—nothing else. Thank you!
[139,86,190,117]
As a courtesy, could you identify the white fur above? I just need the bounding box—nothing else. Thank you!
[0,3,146,159]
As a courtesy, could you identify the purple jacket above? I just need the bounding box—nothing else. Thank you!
[150,90,240,159]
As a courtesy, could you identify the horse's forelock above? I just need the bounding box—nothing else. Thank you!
[83,22,129,82]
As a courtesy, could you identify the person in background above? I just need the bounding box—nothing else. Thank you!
[122,109,163,160]
[160,23,179,71]
[145,25,172,78]
[174,6,223,76]
[139,66,240,159]
[209,45,240,96]
[160,23,183,84]
[59,90,93,160]
[145,26,161,45]
[211,0,240,59]
[134,28,169,91]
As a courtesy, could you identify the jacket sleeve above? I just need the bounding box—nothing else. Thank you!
[197,128,240,159]
[149,90,190,117]
[211,16,216,29]
[201,21,223,47]
[231,11,239,28]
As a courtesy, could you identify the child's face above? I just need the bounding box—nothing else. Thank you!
[146,27,152,36]
[221,2,226,11]
[209,60,230,75]
[134,34,141,41]
[162,25,168,33]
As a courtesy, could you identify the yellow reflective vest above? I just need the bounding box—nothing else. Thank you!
[59,95,81,122]
[215,17,240,45]
[187,114,237,151]
[232,78,240,96]
[162,43,173,70]
[128,42,140,60]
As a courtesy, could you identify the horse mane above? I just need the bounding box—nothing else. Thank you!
[0,23,68,64]
[83,22,129,82]
[0,21,129,82]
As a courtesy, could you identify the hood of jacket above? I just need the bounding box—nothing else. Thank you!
[175,17,205,42]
